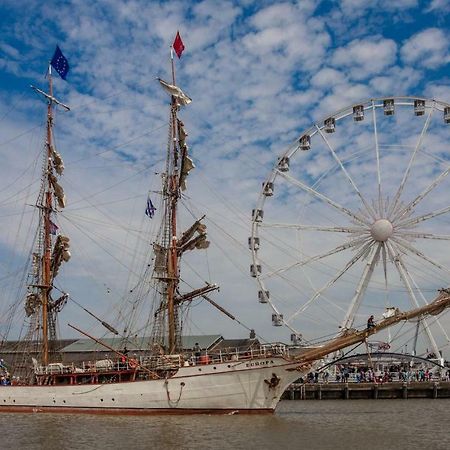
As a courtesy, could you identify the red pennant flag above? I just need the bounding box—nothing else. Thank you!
[173,31,185,59]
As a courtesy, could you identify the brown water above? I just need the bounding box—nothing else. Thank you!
[0,399,449,449]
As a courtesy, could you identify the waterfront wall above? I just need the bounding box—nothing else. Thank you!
[283,381,450,400]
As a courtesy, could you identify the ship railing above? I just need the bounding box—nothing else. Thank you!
[38,362,82,375]
[138,354,183,370]
[36,345,290,374]
[187,344,289,366]
[155,354,182,369]
[43,359,139,374]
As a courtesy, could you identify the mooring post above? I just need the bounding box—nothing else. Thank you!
[344,383,349,400]
[373,384,378,399]
[402,382,408,399]
[433,382,438,399]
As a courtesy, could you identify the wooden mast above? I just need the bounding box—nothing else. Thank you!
[162,39,207,354]
[31,63,70,366]
[167,47,179,354]
[41,65,54,366]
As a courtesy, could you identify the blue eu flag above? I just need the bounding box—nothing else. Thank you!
[50,46,69,80]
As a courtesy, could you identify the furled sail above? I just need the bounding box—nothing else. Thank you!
[49,174,66,208]
[180,233,209,252]
[25,292,40,317]
[50,145,65,175]
[177,119,195,191]
[179,150,195,191]
[51,235,71,278]
[178,219,209,254]
[158,78,192,106]
[177,119,188,147]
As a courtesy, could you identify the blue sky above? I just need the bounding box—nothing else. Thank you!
[1,0,450,356]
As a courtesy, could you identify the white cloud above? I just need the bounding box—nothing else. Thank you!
[243,2,331,71]
[339,0,418,18]
[332,37,397,80]
[401,28,450,69]
[310,68,347,89]
[369,66,422,95]
[423,80,450,103]
[0,43,20,59]
[425,0,450,13]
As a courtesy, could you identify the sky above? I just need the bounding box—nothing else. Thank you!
[1,0,450,358]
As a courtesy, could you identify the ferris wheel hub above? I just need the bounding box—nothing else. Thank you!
[370,219,393,242]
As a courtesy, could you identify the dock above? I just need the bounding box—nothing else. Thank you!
[283,381,450,400]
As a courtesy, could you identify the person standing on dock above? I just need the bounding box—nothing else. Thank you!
[194,343,201,363]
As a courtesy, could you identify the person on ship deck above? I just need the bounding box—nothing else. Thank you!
[194,343,201,364]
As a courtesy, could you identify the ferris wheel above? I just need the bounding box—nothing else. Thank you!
[250,97,450,358]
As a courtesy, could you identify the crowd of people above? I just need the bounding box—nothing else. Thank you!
[0,359,11,385]
[302,366,450,384]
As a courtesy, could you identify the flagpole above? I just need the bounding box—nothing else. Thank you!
[170,45,176,85]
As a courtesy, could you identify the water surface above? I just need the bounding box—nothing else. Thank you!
[1,399,448,449]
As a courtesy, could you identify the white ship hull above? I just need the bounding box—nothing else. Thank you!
[0,356,306,414]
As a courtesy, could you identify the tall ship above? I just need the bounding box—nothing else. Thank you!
[0,39,450,414]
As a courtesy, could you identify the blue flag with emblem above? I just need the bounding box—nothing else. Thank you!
[49,220,59,235]
[50,46,70,80]
[145,196,156,219]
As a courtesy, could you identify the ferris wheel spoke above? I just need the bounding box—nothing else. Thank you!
[433,316,450,343]
[386,241,441,356]
[286,239,375,324]
[396,205,450,229]
[260,222,367,234]
[391,236,450,275]
[388,107,434,218]
[277,171,369,226]
[262,236,371,280]
[392,164,450,223]
[316,125,376,219]
[372,101,383,215]
[407,267,450,343]
[385,241,421,308]
[380,242,387,282]
[396,231,450,241]
[341,243,382,329]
